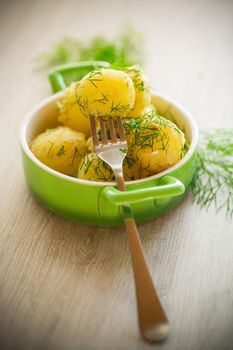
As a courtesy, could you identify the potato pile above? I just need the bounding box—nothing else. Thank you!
[31,66,188,180]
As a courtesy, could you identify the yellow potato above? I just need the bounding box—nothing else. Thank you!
[124,66,151,118]
[58,82,91,136]
[123,151,146,181]
[30,126,87,176]
[77,152,114,182]
[76,150,143,182]
[86,136,94,152]
[128,110,186,175]
[76,68,135,118]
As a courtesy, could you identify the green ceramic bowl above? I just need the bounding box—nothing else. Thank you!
[20,89,198,226]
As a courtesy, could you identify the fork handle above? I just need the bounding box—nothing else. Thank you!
[115,173,126,191]
[124,214,170,342]
[115,173,170,342]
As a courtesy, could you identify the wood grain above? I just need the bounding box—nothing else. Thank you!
[0,1,233,349]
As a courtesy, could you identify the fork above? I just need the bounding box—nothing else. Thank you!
[90,115,170,342]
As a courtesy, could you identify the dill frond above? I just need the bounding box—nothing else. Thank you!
[125,111,171,152]
[47,141,55,157]
[93,92,109,104]
[110,101,130,115]
[191,129,233,216]
[86,70,103,88]
[34,26,145,72]
[56,144,66,157]
[70,146,81,166]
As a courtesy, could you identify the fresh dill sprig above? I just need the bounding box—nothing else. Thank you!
[180,139,190,159]
[110,102,130,114]
[76,95,88,112]
[47,141,55,157]
[125,110,172,152]
[86,70,102,88]
[34,25,145,71]
[191,129,233,216]
[70,146,81,166]
[93,92,109,104]
[79,154,114,181]
[56,144,66,157]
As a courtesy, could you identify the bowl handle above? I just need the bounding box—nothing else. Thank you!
[48,61,111,93]
[102,175,185,205]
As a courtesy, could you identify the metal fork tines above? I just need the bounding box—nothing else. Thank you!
[90,116,128,186]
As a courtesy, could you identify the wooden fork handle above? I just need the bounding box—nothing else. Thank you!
[124,216,170,342]
[115,173,170,342]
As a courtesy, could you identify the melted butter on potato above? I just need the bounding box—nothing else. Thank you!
[30,126,87,176]
[76,68,135,118]
[58,82,91,136]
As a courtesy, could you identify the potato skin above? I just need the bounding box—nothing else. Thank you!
[76,69,135,118]
[58,82,91,136]
[30,126,87,176]
[124,66,151,118]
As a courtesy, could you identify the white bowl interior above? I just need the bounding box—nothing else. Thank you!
[25,97,61,144]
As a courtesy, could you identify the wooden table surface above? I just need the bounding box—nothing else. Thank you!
[1,1,233,349]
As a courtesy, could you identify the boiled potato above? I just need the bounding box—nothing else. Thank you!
[124,66,151,118]
[76,68,135,118]
[30,126,87,176]
[76,150,143,182]
[122,151,146,181]
[128,110,186,174]
[77,152,114,181]
[86,136,94,152]
[58,82,91,136]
